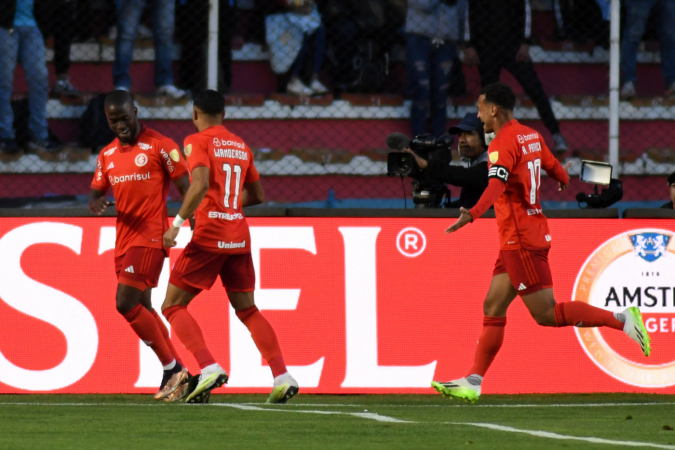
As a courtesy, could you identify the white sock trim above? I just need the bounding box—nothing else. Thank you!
[162,360,176,371]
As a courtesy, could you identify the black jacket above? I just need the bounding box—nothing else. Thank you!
[466,0,532,55]
[661,201,674,209]
[426,151,488,209]
[0,0,56,31]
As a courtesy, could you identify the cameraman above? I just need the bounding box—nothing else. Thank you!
[404,113,488,208]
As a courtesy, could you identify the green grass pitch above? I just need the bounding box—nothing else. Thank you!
[0,394,674,449]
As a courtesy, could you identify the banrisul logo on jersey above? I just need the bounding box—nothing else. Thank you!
[573,229,675,388]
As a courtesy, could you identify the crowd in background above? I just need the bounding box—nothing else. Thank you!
[2,0,675,160]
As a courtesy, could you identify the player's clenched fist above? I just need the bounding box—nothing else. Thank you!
[163,226,180,248]
[446,207,473,234]
[89,197,115,215]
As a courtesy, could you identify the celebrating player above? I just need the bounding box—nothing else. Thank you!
[89,90,190,401]
[432,83,651,402]
[161,90,298,404]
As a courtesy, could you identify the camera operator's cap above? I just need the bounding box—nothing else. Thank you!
[448,113,484,135]
[668,170,675,185]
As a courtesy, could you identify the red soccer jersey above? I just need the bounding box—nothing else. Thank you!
[183,125,259,254]
[478,120,568,250]
[91,126,189,257]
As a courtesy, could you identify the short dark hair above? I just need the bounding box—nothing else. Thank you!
[479,83,516,111]
[668,170,675,185]
[104,90,134,109]
[193,89,225,115]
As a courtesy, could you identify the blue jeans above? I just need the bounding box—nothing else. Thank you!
[0,26,48,142]
[113,0,176,89]
[406,34,456,138]
[290,26,326,77]
[621,0,675,88]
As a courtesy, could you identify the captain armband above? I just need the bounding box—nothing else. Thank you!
[488,165,510,183]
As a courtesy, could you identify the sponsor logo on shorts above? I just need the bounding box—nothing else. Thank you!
[218,240,246,249]
[572,229,675,387]
[208,211,244,221]
[518,283,527,291]
[104,147,116,156]
[125,266,134,273]
[545,235,552,242]
[135,153,148,167]
[138,142,152,151]
[109,172,151,185]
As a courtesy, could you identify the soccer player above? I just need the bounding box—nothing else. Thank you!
[89,90,191,401]
[432,83,651,402]
[161,89,298,404]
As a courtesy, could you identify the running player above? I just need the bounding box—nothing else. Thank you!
[432,83,651,402]
[89,90,190,401]
[161,89,298,404]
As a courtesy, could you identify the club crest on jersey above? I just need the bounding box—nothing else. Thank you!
[135,153,148,167]
[185,144,192,157]
[169,149,180,162]
[489,152,499,164]
[138,142,152,151]
[213,138,222,147]
[630,232,670,262]
[573,228,675,388]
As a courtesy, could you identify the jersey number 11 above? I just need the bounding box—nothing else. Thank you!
[527,159,541,205]
[223,163,242,209]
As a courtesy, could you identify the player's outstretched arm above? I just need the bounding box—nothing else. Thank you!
[445,178,506,235]
[240,180,265,208]
[172,174,196,229]
[163,167,209,248]
[446,207,474,234]
[88,189,115,215]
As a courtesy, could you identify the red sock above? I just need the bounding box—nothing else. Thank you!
[554,302,624,330]
[152,310,184,367]
[163,305,216,369]
[236,306,287,378]
[123,304,175,366]
[467,316,506,377]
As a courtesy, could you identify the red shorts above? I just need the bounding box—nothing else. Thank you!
[115,247,166,291]
[169,241,255,295]
[493,248,553,296]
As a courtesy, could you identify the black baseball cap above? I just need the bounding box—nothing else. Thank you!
[668,171,675,185]
[449,113,484,134]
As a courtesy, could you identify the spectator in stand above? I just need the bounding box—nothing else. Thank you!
[406,0,466,138]
[36,0,81,97]
[552,0,608,47]
[0,0,60,160]
[465,0,569,155]
[177,0,236,95]
[265,0,329,96]
[662,171,675,209]
[620,0,675,99]
[113,0,186,98]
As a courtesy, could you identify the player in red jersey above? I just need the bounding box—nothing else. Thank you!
[161,90,298,404]
[89,90,191,401]
[431,83,651,402]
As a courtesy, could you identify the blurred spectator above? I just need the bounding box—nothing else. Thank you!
[0,0,59,160]
[177,0,236,95]
[113,0,186,98]
[620,0,675,99]
[265,0,329,96]
[552,0,608,46]
[36,0,82,97]
[662,171,675,209]
[320,0,406,93]
[465,0,569,154]
[405,0,466,138]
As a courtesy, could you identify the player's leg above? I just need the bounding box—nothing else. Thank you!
[162,242,228,402]
[432,270,518,402]
[516,249,651,356]
[223,254,298,404]
[140,287,185,367]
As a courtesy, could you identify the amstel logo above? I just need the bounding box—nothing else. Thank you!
[573,229,675,387]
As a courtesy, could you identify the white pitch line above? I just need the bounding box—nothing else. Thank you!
[237,401,675,409]
[222,403,414,423]
[446,422,675,450]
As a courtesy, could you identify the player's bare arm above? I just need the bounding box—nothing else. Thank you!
[88,188,115,215]
[446,207,473,234]
[172,174,196,230]
[558,161,573,191]
[163,166,209,248]
[240,180,265,207]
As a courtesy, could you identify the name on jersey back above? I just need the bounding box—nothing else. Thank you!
[213,148,248,161]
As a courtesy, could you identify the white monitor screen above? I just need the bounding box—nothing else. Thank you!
[580,160,612,185]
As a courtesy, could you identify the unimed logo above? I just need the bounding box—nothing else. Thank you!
[572,228,675,388]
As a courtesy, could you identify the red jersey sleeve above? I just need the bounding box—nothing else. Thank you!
[159,138,189,180]
[487,134,518,184]
[244,145,260,183]
[540,140,569,185]
[184,135,210,171]
[91,152,110,191]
